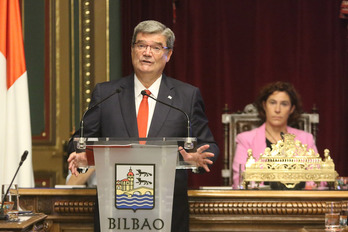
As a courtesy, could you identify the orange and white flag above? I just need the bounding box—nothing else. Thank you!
[0,0,34,187]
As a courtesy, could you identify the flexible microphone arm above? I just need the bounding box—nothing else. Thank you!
[0,150,29,219]
[77,88,122,149]
[141,90,194,149]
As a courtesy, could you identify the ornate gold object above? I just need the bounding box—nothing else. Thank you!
[243,133,338,189]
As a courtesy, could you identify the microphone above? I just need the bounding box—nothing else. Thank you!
[77,88,122,149]
[0,150,29,220]
[141,90,194,150]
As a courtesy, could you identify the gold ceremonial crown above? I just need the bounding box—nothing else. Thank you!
[243,133,338,189]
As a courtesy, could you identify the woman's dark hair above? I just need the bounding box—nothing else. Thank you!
[254,81,303,126]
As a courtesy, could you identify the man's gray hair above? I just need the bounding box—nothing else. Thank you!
[132,20,175,49]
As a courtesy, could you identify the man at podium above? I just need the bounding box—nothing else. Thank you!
[67,20,219,232]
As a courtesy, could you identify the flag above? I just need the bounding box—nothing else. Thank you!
[0,0,34,187]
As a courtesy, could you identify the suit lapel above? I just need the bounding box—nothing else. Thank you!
[118,75,138,137]
[253,123,267,159]
[148,75,175,137]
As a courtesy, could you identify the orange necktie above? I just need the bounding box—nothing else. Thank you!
[137,90,151,142]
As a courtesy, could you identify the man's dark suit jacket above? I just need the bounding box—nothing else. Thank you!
[68,74,219,232]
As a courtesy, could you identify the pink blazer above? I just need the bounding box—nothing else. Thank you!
[232,123,318,188]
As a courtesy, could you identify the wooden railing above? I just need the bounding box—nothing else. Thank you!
[17,188,348,232]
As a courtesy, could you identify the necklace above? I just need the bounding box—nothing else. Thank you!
[265,128,280,144]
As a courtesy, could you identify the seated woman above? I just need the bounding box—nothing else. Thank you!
[232,81,318,189]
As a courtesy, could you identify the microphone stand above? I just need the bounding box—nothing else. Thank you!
[77,89,122,150]
[141,91,194,150]
[0,151,28,220]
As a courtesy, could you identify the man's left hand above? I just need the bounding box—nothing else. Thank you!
[179,144,215,172]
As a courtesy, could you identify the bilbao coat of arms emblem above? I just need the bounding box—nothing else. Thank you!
[115,164,155,212]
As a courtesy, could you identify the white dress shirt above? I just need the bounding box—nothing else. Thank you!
[134,74,161,136]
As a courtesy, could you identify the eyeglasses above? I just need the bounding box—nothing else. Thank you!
[133,42,169,54]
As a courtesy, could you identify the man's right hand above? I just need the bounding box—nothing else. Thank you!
[67,152,88,176]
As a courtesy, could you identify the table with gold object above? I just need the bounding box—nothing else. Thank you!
[0,213,47,232]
